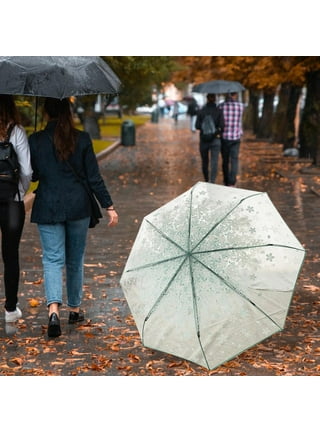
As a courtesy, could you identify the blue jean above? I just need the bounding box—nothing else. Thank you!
[200,138,221,183]
[37,217,90,307]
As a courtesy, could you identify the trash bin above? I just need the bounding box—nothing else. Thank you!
[151,108,159,123]
[121,120,135,146]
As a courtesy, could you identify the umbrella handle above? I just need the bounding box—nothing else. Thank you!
[34,96,38,132]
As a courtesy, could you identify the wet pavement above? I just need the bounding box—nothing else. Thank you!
[0,116,319,375]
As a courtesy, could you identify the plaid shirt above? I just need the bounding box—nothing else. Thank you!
[219,100,244,140]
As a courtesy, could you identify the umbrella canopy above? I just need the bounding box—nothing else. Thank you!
[120,182,305,370]
[0,56,121,99]
[192,79,245,94]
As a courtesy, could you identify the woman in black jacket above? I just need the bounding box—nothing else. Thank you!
[195,93,224,183]
[29,98,118,337]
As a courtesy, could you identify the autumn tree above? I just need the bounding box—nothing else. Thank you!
[76,57,178,138]
[173,56,320,161]
[102,56,179,112]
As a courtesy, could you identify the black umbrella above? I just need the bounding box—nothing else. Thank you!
[192,80,245,94]
[0,56,122,130]
[0,56,121,99]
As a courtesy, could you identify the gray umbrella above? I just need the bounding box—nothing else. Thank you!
[0,56,121,99]
[192,80,245,94]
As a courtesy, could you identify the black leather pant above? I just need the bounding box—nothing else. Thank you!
[0,201,25,311]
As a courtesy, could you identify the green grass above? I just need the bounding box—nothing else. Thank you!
[26,114,149,194]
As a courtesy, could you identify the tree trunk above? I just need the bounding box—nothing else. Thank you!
[299,70,320,165]
[273,83,302,148]
[77,96,102,140]
[272,83,288,144]
[257,92,275,139]
[243,89,260,133]
[285,85,302,149]
[83,114,101,139]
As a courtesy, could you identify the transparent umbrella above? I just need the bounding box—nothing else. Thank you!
[120,182,305,370]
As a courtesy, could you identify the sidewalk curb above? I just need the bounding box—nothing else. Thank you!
[24,139,122,213]
[96,139,121,161]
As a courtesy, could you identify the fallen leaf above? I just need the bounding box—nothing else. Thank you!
[24,278,43,285]
[10,357,24,366]
[28,298,40,307]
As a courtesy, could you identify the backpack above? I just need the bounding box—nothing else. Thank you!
[0,124,20,201]
[201,114,216,142]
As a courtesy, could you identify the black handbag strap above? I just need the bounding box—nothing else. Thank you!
[64,159,93,198]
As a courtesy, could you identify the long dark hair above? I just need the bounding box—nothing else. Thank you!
[44,98,77,160]
[0,95,20,140]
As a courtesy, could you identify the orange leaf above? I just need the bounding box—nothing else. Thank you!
[24,278,43,285]
[29,298,40,307]
[128,353,140,363]
[110,343,120,351]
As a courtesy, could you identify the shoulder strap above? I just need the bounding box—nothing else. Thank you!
[6,124,15,141]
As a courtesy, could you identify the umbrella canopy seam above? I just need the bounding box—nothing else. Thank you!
[124,254,186,273]
[193,243,305,254]
[191,254,284,331]
[191,192,264,252]
[188,255,210,369]
[142,256,188,341]
[145,219,188,253]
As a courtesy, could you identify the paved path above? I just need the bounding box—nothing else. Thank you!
[0,116,319,376]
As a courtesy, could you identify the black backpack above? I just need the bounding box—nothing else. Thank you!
[0,124,20,201]
[201,114,216,142]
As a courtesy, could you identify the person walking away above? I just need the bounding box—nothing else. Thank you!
[0,95,32,324]
[172,101,179,124]
[195,94,224,183]
[219,92,244,186]
[29,98,118,338]
[158,98,166,117]
[187,97,199,132]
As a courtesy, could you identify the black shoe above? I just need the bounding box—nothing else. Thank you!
[68,309,85,324]
[48,313,61,337]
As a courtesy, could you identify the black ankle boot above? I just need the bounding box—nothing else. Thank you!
[68,309,85,324]
[48,313,61,337]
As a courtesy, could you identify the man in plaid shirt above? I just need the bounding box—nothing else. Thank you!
[219,92,244,186]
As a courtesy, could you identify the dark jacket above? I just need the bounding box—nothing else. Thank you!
[29,120,113,224]
[187,99,199,116]
[195,102,224,140]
